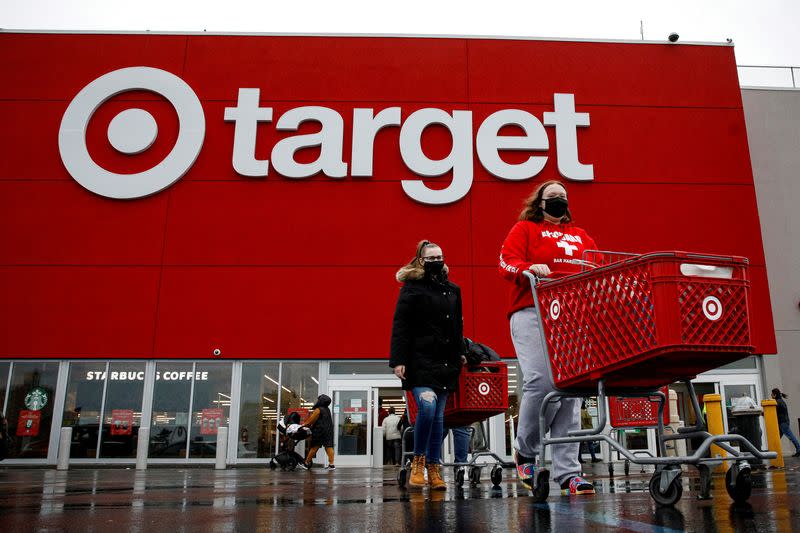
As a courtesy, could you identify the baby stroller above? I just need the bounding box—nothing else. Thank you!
[269,412,310,471]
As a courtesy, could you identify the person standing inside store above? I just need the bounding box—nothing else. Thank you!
[383,407,402,465]
[390,240,466,490]
[578,401,601,464]
[499,180,598,496]
[302,394,336,470]
[772,388,800,457]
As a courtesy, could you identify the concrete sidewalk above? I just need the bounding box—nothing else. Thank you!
[1,459,799,532]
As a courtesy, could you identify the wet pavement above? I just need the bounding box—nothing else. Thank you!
[1,459,799,532]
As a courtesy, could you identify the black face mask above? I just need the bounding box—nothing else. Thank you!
[423,260,445,276]
[543,197,568,218]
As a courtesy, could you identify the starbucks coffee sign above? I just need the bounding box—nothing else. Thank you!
[24,387,49,411]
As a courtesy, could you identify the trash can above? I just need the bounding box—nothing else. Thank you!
[729,408,764,464]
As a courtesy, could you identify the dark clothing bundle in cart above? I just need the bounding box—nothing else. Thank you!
[520,250,776,506]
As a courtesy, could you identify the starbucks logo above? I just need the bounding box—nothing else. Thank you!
[24,387,49,411]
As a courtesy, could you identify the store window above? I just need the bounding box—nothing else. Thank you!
[189,363,232,459]
[238,362,280,459]
[149,362,193,458]
[279,363,318,422]
[99,362,145,458]
[5,362,60,459]
[62,362,105,458]
[329,362,394,375]
[0,362,10,413]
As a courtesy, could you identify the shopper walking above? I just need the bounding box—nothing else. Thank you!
[499,180,598,496]
[390,240,466,490]
[303,394,336,469]
[383,407,402,465]
[772,388,800,457]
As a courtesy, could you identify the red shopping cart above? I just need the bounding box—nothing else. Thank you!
[396,362,514,488]
[521,251,776,506]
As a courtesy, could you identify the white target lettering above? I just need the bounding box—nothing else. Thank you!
[702,296,723,321]
[550,299,561,320]
[478,382,491,396]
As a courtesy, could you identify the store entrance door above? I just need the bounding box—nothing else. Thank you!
[331,386,371,466]
[327,378,403,467]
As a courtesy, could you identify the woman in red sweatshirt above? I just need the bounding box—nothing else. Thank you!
[499,180,597,496]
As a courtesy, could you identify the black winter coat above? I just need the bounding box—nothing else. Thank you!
[310,395,334,447]
[389,275,465,391]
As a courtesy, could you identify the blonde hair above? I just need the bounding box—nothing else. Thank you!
[396,240,449,282]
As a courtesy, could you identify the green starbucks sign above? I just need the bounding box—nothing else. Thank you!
[24,387,48,411]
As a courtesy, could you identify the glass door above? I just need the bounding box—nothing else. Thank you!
[332,386,371,466]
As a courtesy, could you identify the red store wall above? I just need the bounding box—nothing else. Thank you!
[0,32,776,360]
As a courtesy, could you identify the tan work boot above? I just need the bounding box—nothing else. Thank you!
[408,455,427,489]
[426,463,447,491]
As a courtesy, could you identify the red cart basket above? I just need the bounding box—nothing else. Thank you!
[405,361,509,426]
[608,387,670,428]
[535,252,754,391]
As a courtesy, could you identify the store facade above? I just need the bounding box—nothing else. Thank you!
[0,31,780,466]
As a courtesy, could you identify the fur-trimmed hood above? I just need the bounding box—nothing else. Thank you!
[395,263,450,282]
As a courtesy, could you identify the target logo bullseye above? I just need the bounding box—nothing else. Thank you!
[58,67,206,199]
[549,299,561,320]
[477,382,491,396]
[702,296,723,321]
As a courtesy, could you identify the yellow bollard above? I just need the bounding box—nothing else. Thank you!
[761,399,785,468]
[703,394,728,472]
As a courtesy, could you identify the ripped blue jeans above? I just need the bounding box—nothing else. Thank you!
[412,387,449,464]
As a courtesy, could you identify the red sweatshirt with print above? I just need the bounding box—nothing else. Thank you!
[499,220,598,318]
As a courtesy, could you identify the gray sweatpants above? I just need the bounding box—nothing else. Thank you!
[511,306,581,485]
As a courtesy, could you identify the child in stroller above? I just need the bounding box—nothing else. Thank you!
[269,412,310,471]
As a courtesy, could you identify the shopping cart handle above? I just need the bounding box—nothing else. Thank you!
[522,269,575,285]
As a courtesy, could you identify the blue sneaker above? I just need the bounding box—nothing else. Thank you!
[515,451,536,490]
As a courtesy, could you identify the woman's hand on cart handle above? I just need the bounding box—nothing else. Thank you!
[528,264,551,277]
[461,355,467,365]
[393,365,406,380]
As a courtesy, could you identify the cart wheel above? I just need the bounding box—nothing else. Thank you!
[469,466,482,485]
[397,467,408,489]
[531,468,550,502]
[287,459,297,471]
[455,468,465,488]
[725,465,752,503]
[269,459,277,470]
[624,460,630,477]
[649,470,683,507]
[490,466,503,487]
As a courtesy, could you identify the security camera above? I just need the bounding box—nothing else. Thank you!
[668,33,679,43]
[213,348,221,356]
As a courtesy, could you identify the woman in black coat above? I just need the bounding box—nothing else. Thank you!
[303,394,335,469]
[390,240,465,490]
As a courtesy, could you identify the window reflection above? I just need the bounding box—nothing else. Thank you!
[63,362,105,458]
[238,363,280,459]
[100,362,145,458]
[0,362,10,413]
[149,363,193,458]
[278,363,319,421]
[189,363,232,459]
[5,362,59,459]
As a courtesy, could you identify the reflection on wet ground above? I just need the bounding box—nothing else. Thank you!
[1,459,799,532]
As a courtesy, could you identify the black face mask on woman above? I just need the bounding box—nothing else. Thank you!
[543,197,568,218]
[423,260,445,276]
